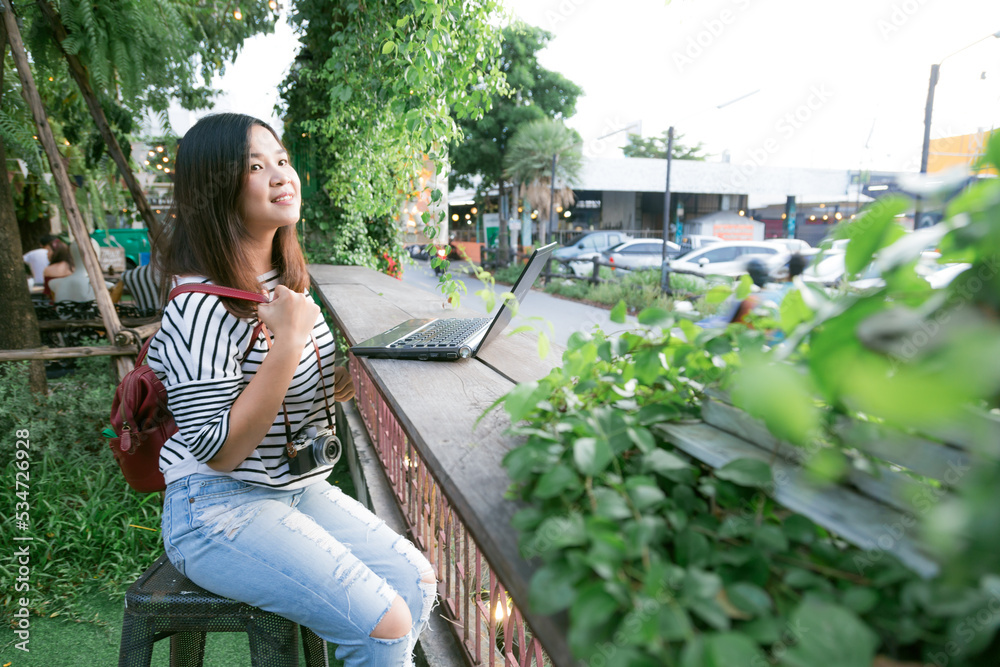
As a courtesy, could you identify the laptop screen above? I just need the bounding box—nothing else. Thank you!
[474,242,558,354]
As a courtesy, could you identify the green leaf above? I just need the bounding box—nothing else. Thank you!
[753,524,789,552]
[841,587,879,614]
[610,299,627,323]
[736,273,753,300]
[675,528,711,567]
[778,600,879,667]
[537,331,550,359]
[779,288,813,332]
[983,128,1000,171]
[534,464,579,499]
[707,632,767,665]
[715,458,773,488]
[625,476,667,510]
[706,284,732,304]
[573,437,614,476]
[529,565,578,615]
[638,306,671,326]
[730,360,819,447]
[504,381,547,423]
[532,513,587,552]
[844,196,909,275]
[726,582,773,616]
[627,426,657,453]
[382,40,396,54]
[569,583,620,634]
[644,448,692,475]
[782,515,817,544]
[658,604,694,641]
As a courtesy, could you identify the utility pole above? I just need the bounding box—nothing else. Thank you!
[660,126,674,294]
[546,153,557,247]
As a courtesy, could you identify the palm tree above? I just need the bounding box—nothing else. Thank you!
[504,119,583,248]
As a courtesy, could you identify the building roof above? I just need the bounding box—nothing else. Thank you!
[579,157,867,208]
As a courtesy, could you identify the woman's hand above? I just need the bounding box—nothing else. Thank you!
[256,285,319,345]
[333,366,355,402]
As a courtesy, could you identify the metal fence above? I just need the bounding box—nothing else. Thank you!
[349,357,549,667]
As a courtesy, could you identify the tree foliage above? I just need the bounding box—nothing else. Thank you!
[504,117,582,241]
[623,129,710,160]
[280,0,508,274]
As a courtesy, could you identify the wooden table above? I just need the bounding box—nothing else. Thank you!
[310,265,574,666]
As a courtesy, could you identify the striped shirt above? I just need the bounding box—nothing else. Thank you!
[121,264,162,314]
[146,270,338,489]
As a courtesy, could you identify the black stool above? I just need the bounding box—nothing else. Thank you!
[119,554,329,666]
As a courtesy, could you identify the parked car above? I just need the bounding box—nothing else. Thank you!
[667,241,783,277]
[554,230,633,261]
[764,237,812,253]
[600,239,682,271]
[677,234,723,253]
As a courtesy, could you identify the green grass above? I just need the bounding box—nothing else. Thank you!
[0,357,353,664]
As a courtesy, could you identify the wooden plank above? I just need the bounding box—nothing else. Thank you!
[920,408,1000,459]
[831,417,972,484]
[656,421,941,579]
[0,345,137,361]
[702,399,935,513]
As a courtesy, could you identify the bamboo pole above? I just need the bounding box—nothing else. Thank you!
[0,345,137,362]
[37,317,160,331]
[33,0,161,239]
[1,0,132,380]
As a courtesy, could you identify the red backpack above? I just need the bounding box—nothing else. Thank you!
[108,284,267,493]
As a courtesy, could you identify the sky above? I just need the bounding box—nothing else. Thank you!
[164,0,1000,174]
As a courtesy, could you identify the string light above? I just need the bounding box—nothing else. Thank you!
[156,146,164,153]
[162,157,169,162]
[451,214,459,222]
[269,0,277,9]
[233,8,243,20]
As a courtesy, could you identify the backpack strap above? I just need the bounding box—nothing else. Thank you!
[135,284,271,366]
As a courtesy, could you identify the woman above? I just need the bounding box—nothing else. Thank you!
[42,237,73,299]
[146,113,436,666]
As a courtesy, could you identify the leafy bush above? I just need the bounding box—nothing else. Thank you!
[500,135,1000,665]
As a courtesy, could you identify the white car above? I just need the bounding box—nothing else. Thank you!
[667,242,784,277]
[601,239,682,271]
[764,238,812,253]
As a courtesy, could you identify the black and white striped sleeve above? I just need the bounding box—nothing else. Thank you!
[150,291,253,464]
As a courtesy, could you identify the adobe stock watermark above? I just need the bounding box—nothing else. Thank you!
[926,587,1000,666]
[729,83,835,190]
[582,115,641,160]
[877,0,932,40]
[538,0,589,30]
[673,0,754,73]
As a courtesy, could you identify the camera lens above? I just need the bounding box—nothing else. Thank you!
[314,433,341,466]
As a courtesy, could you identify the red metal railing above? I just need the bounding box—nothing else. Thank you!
[350,358,548,667]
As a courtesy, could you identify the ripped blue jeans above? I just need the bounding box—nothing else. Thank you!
[162,473,436,667]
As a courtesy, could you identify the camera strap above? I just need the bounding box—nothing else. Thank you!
[258,325,334,460]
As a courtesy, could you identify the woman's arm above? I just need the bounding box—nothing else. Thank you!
[207,285,320,472]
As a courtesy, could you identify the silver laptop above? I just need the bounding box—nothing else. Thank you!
[350,242,557,361]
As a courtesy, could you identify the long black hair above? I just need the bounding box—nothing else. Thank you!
[153,113,307,317]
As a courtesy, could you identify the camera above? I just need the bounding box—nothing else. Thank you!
[287,425,341,476]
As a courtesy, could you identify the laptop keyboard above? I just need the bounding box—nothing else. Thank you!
[390,317,490,349]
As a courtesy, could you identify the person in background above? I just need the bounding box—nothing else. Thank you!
[42,237,73,299]
[23,234,56,286]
